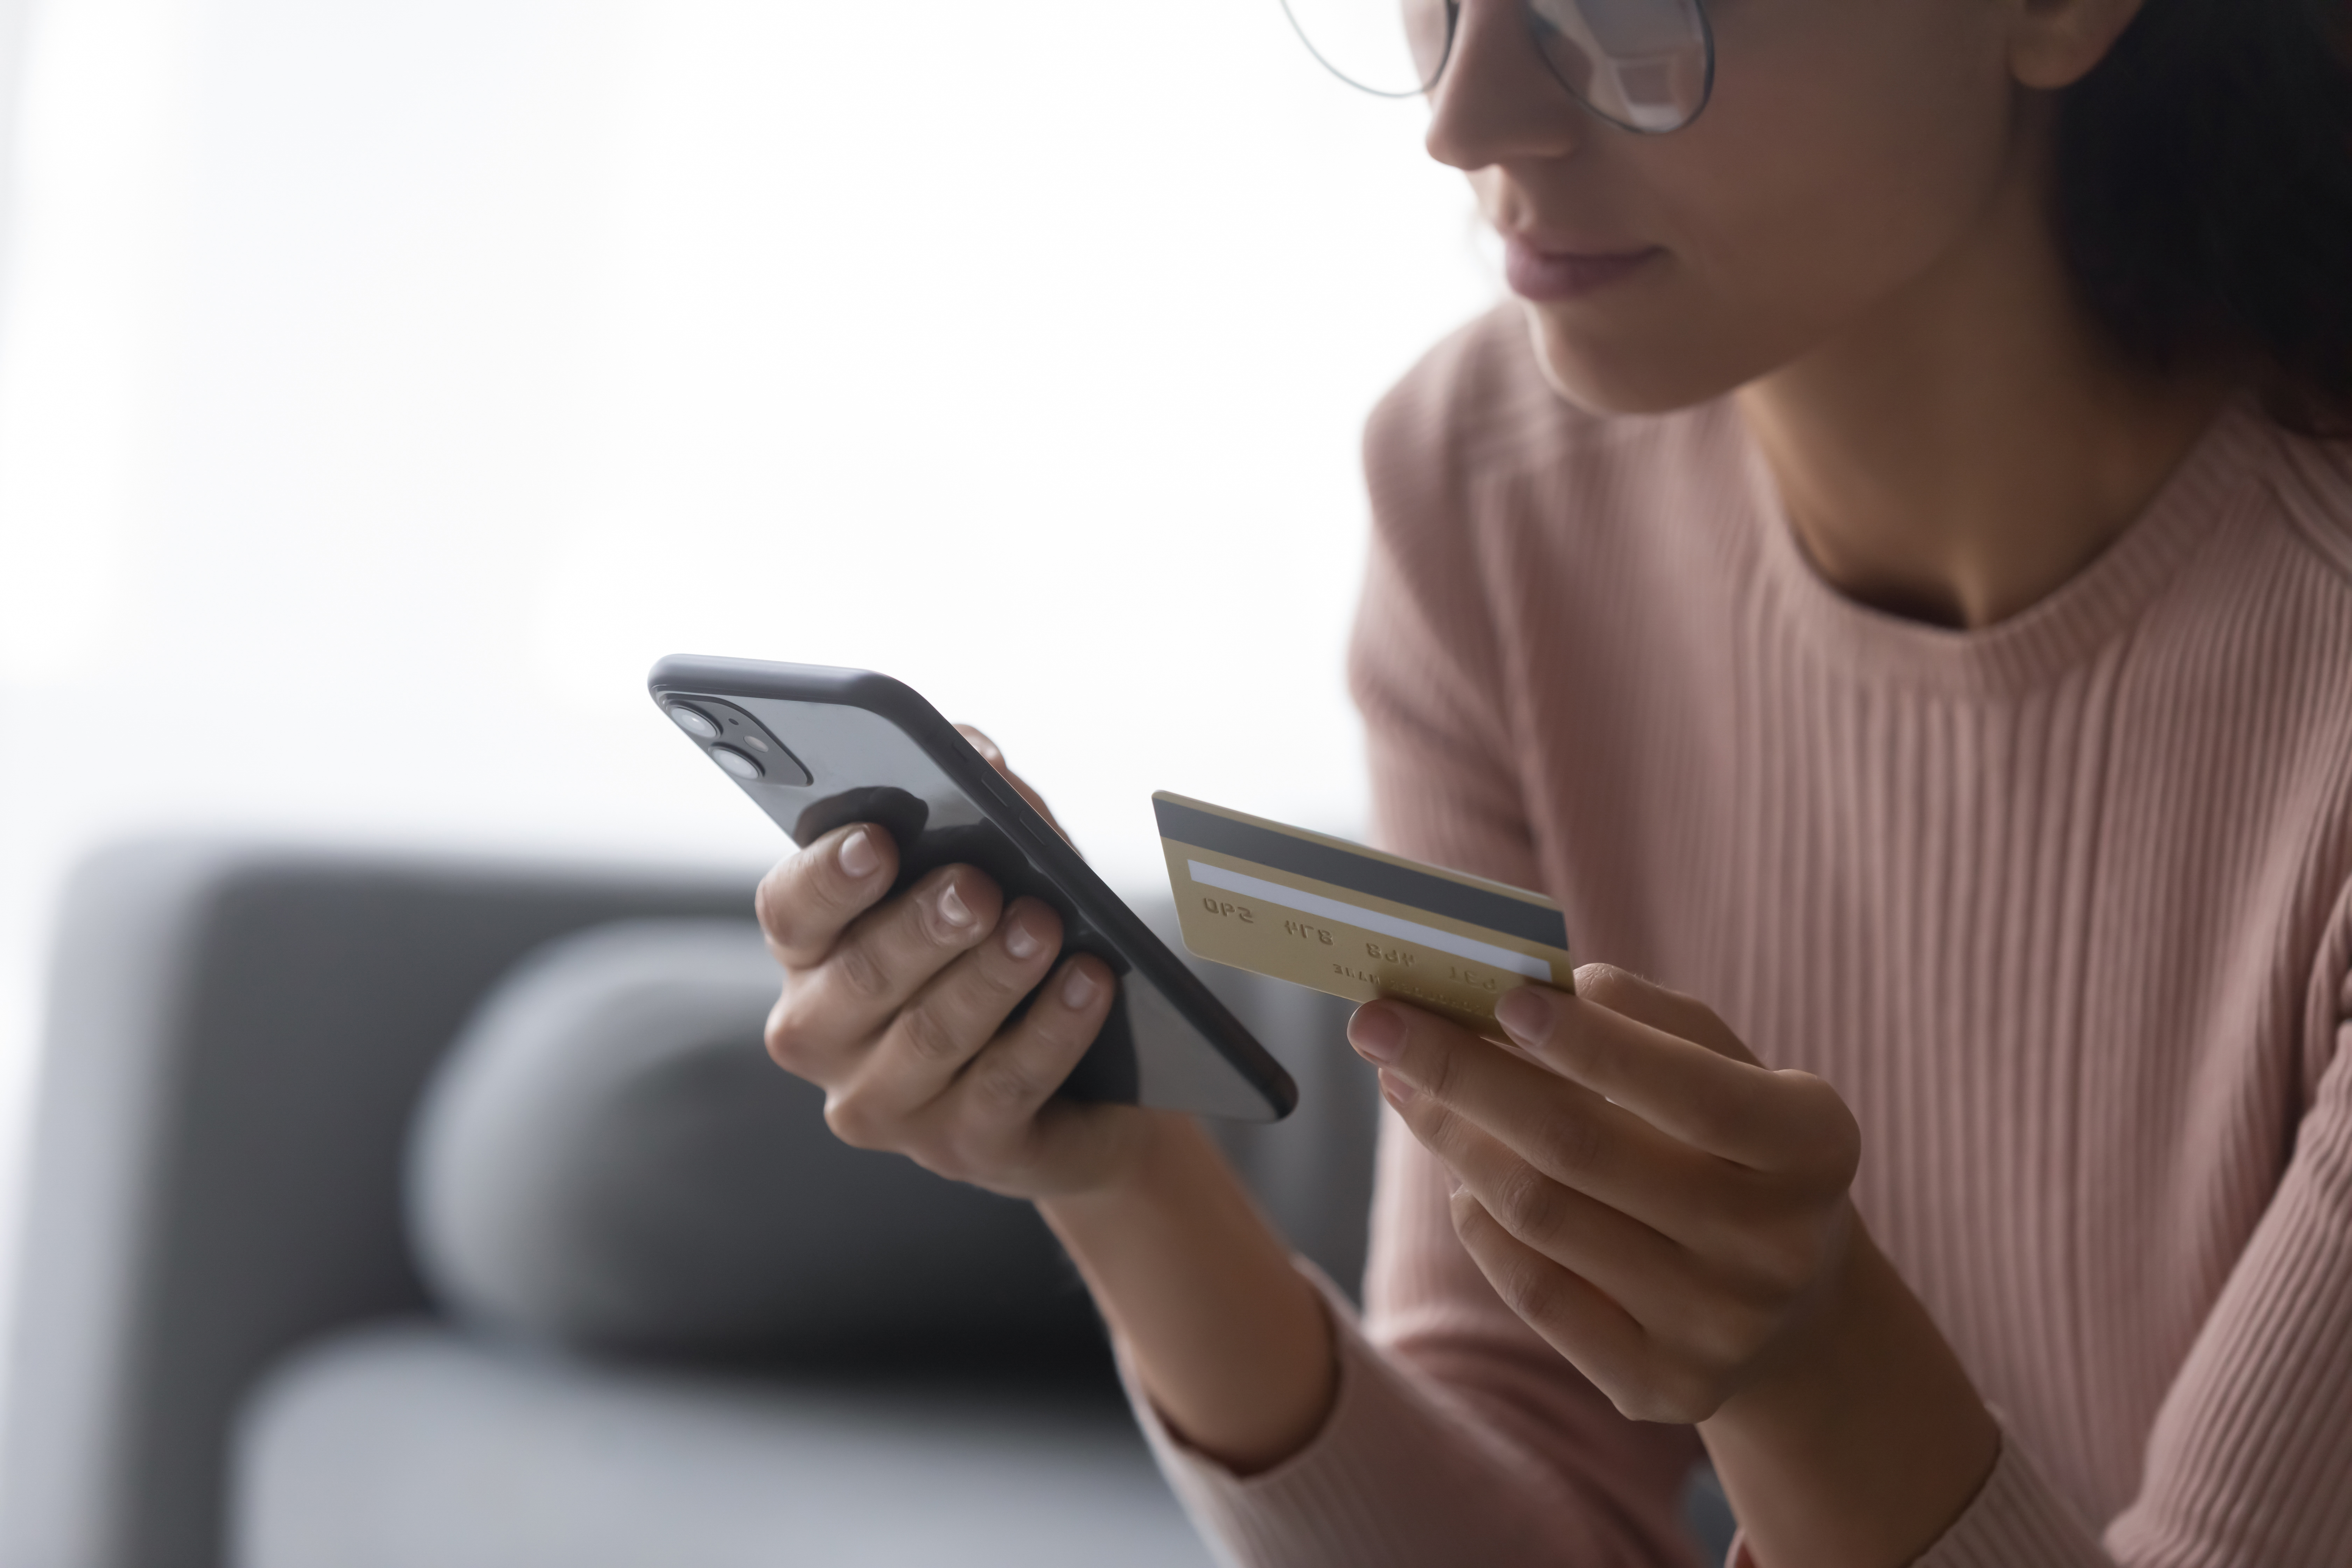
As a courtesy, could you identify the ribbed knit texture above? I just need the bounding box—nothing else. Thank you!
[1126,308,2352,1567]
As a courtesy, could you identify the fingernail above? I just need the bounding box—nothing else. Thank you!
[936,881,973,930]
[1379,1069,1416,1106]
[1003,910,1045,961]
[838,828,880,879]
[1060,963,1099,1010]
[1349,1006,1404,1063]
[1495,986,1552,1045]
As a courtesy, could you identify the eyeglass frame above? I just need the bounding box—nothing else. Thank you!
[1280,0,1718,136]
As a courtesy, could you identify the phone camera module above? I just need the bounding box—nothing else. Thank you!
[710,746,763,780]
[658,692,812,786]
[667,704,721,740]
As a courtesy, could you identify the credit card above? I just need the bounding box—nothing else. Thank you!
[1154,791,1575,1032]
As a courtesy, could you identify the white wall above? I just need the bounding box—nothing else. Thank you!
[0,0,1496,1419]
[0,0,27,319]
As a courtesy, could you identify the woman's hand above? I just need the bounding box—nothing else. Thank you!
[756,733,1335,1472]
[755,739,1150,1202]
[1348,965,1861,1421]
[1351,966,1999,1565]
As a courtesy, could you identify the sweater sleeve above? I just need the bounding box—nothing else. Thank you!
[2091,948,2352,1566]
[1117,320,1707,1568]
[1724,939,2352,1568]
[1119,1116,1707,1568]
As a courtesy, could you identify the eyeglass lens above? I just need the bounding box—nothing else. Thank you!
[1278,0,1712,133]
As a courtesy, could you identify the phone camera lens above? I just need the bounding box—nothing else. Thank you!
[667,704,721,740]
[710,746,762,780]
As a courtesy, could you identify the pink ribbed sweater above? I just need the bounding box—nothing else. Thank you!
[1128,308,2352,1566]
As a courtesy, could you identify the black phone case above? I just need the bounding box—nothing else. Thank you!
[649,656,1297,1121]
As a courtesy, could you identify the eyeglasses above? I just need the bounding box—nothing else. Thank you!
[1279,0,1715,135]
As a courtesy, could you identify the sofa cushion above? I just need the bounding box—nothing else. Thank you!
[231,1322,1211,1568]
[405,919,1099,1362]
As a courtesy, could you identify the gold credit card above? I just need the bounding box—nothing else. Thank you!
[1154,791,1574,1032]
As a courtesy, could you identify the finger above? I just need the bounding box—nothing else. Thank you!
[1446,1190,1671,1421]
[1568,968,1861,1185]
[836,897,1067,1124]
[1496,981,1820,1171]
[926,954,1120,1181]
[1571,964,1755,1063]
[956,723,1006,768]
[766,865,1001,1082]
[1353,1000,1716,1243]
[954,723,1069,840]
[756,824,899,969]
[1384,1069,1699,1330]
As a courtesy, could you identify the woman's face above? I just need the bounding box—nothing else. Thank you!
[1431,0,2032,412]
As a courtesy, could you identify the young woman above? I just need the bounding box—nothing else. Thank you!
[753,0,2352,1560]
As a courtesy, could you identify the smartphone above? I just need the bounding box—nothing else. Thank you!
[649,655,1297,1121]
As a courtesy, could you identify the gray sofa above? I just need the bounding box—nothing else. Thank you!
[0,840,1732,1567]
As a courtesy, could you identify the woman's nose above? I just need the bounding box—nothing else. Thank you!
[1424,0,1590,172]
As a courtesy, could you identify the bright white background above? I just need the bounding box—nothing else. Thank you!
[0,0,1495,1427]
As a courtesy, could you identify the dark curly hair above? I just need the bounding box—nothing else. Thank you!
[2055,0,2352,434]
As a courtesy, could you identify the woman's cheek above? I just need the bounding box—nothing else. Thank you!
[1517,0,2021,416]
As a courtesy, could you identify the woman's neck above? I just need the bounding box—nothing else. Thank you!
[1735,140,2226,632]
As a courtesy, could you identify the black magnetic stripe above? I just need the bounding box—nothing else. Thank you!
[1154,798,1567,949]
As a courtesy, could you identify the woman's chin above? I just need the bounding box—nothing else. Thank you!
[1517,301,1766,418]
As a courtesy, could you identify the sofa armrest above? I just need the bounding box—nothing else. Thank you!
[0,841,755,1568]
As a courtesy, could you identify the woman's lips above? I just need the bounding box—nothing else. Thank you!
[1503,236,1662,302]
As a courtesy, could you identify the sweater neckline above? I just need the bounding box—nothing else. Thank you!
[1737,399,2266,698]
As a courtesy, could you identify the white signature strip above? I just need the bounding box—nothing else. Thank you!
[1186,860,1552,981]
